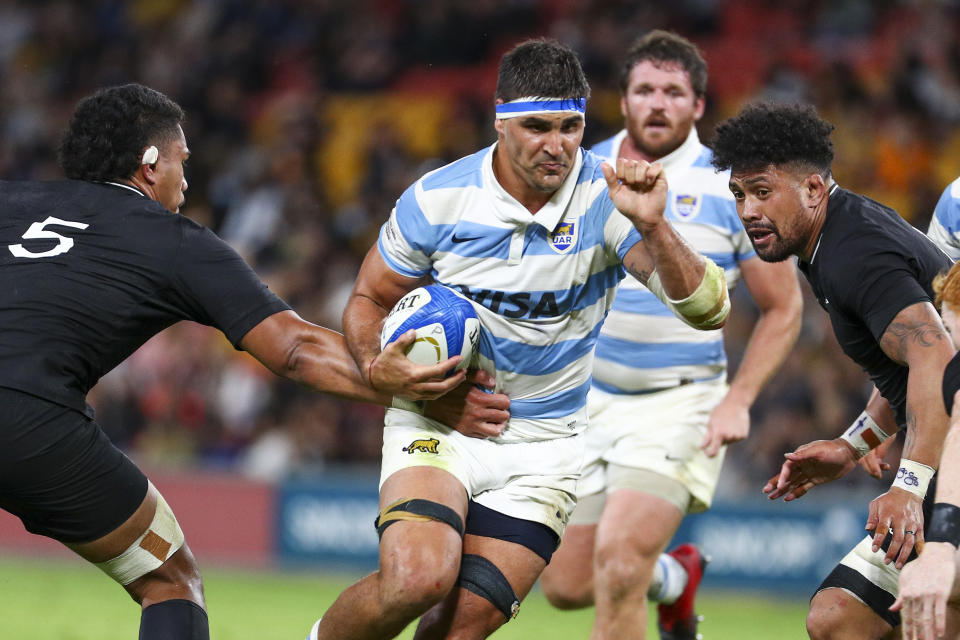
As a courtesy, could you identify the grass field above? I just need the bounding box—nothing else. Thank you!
[0,555,811,639]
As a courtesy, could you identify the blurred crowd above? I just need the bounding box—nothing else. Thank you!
[2,0,959,494]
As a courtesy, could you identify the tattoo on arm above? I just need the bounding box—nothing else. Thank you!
[623,255,650,284]
[902,412,918,459]
[879,318,949,364]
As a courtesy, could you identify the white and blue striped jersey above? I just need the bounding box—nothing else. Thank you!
[378,143,642,442]
[927,176,960,259]
[590,129,752,393]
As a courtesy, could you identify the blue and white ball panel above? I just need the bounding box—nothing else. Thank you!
[377,145,639,442]
[927,177,960,260]
[380,285,480,370]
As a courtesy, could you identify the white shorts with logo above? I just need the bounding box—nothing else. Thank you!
[380,409,585,538]
[576,378,728,515]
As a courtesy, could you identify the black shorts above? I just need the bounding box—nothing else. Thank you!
[0,387,148,543]
[465,500,560,564]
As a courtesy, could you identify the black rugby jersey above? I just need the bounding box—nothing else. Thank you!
[799,185,952,425]
[0,180,290,417]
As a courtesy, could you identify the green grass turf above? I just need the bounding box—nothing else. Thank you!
[0,555,810,639]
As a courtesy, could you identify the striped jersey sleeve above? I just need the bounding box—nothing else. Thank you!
[927,177,960,260]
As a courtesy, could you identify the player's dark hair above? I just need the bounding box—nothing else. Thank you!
[711,102,835,176]
[58,83,185,182]
[619,30,707,98]
[495,38,590,103]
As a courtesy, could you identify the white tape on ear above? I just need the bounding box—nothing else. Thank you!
[141,145,159,165]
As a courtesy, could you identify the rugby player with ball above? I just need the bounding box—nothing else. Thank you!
[306,38,729,640]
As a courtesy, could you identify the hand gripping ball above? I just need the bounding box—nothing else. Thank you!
[380,285,480,372]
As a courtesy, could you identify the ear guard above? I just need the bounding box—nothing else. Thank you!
[141,145,159,165]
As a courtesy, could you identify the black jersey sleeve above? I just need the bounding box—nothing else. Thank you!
[829,238,932,344]
[170,219,291,347]
[943,352,960,416]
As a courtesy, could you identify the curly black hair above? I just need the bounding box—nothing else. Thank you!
[711,102,834,175]
[495,38,590,103]
[620,30,707,98]
[58,83,184,182]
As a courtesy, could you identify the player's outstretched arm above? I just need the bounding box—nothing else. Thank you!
[763,438,861,501]
[893,388,960,640]
[240,309,463,405]
[605,159,729,330]
[240,309,389,404]
[240,310,510,436]
[764,388,899,500]
[856,388,898,479]
[870,301,954,568]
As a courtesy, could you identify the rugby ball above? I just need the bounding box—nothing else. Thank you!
[380,285,480,372]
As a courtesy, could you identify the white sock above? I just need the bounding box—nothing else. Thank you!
[647,553,688,604]
[306,618,321,640]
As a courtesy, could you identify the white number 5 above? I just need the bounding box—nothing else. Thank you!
[9,216,90,259]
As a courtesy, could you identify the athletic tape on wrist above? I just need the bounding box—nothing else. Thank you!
[892,458,935,498]
[839,411,894,459]
[645,259,729,330]
[391,396,425,414]
[927,503,960,548]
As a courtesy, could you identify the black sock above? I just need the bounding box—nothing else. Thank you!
[139,599,210,640]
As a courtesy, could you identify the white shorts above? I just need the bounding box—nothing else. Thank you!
[380,409,584,538]
[576,378,728,515]
[836,535,899,597]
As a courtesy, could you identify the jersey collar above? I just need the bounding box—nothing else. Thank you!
[102,181,147,197]
[809,183,840,264]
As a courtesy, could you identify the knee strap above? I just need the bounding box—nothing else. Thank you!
[374,498,464,539]
[96,489,185,586]
[457,554,520,621]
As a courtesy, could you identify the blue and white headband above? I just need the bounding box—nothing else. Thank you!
[495,96,587,120]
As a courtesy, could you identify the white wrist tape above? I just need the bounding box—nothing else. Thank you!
[839,411,894,459]
[391,396,425,414]
[645,258,729,330]
[892,458,936,499]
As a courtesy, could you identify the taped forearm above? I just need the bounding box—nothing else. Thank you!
[646,257,729,330]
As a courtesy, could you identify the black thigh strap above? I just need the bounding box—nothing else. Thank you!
[457,554,520,621]
[374,498,464,538]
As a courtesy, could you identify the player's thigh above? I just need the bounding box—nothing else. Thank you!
[808,588,896,640]
[66,484,158,563]
[0,390,150,552]
[540,520,597,592]
[595,474,686,562]
[814,535,904,634]
[378,465,470,587]
[464,533,547,604]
